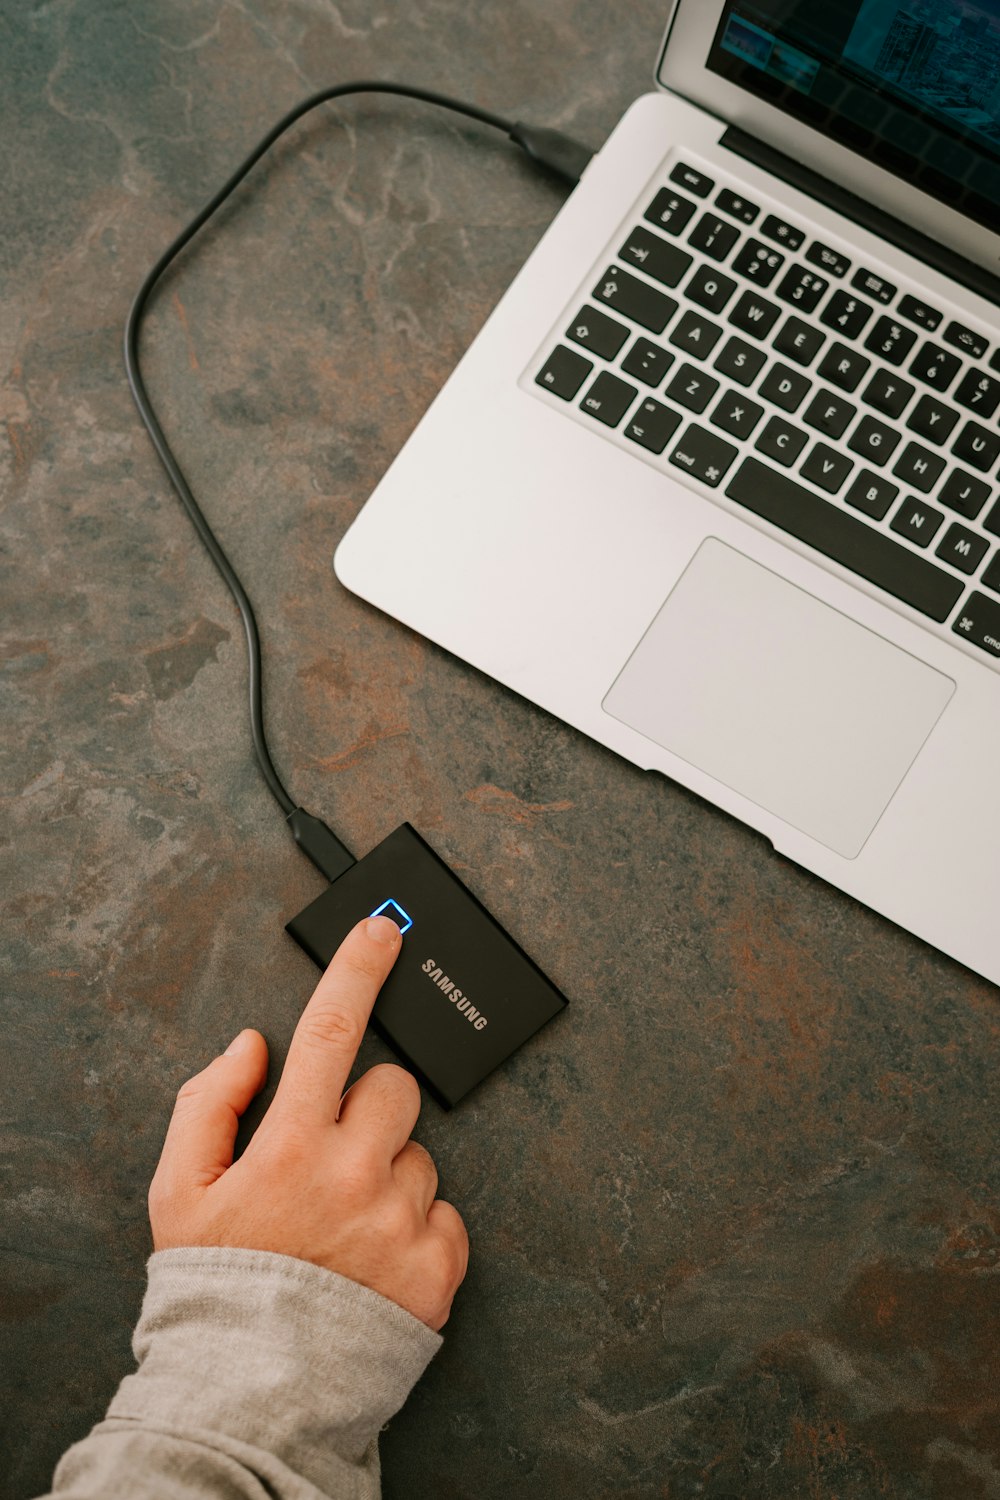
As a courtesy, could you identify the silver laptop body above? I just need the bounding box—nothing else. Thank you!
[336,0,1000,987]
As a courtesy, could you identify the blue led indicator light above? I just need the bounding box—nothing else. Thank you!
[369,898,413,935]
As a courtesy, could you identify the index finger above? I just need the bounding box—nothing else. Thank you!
[272,915,402,1126]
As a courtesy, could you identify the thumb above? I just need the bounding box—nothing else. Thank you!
[152,1030,269,1198]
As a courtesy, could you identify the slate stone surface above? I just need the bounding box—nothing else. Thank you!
[3,3,999,1498]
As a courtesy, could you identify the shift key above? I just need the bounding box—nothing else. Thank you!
[593,265,678,334]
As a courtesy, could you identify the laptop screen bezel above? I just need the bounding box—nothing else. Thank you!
[656,0,1000,283]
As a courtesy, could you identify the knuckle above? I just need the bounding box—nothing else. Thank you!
[404,1140,438,1189]
[297,1005,364,1056]
[174,1074,204,1106]
[374,1063,420,1108]
[430,1232,465,1290]
[384,1192,420,1241]
[336,1155,380,1212]
[408,1138,436,1173]
[339,947,385,987]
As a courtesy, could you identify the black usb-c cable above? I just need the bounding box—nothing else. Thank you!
[124,79,594,882]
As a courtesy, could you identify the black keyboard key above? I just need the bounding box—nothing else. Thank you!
[670,162,714,198]
[729,290,781,339]
[864,316,917,366]
[818,342,871,392]
[761,215,806,251]
[594,266,677,334]
[953,593,1000,656]
[732,238,785,286]
[775,265,828,314]
[890,496,944,547]
[849,414,901,467]
[619,227,693,288]
[986,500,1000,537]
[952,420,1000,473]
[892,442,946,493]
[905,394,957,446]
[774,316,825,367]
[953,368,1000,418]
[936,523,990,574]
[688,213,741,262]
[686,264,738,314]
[897,295,942,332]
[939,468,990,520]
[579,371,637,427]
[713,336,767,387]
[909,341,962,391]
[862,369,915,419]
[759,363,811,412]
[666,363,719,413]
[801,443,854,494]
[536,345,592,400]
[566,306,630,360]
[711,389,765,439]
[982,554,1000,593]
[644,188,697,236]
[821,290,873,340]
[803,389,855,438]
[621,337,674,387]
[669,424,738,487]
[726,458,964,622]
[755,415,808,467]
[845,469,898,519]
[852,268,896,304]
[943,320,988,360]
[669,309,723,359]
[716,188,759,224]
[807,241,850,278]
[624,397,683,454]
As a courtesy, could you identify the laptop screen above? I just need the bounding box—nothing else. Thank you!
[707,1,1000,234]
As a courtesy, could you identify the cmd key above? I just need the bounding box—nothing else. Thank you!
[670,424,738,487]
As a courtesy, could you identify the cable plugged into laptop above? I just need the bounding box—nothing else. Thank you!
[508,120,594,184]
[124,79,585,1097]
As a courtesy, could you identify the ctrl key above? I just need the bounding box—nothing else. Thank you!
[953,591,1000,657]
[535,344,593,400]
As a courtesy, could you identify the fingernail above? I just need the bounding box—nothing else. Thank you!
[224,1029,252,1056]
[366,915,400,945]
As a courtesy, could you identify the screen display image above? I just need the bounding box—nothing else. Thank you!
[707,0,1000,233]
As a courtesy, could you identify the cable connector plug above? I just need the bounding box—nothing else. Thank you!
[286,807,355,883]
[508,121,595,185]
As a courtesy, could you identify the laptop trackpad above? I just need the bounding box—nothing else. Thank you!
[602,538,955,859]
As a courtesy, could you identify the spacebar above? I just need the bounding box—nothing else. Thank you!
[725,458,964,623]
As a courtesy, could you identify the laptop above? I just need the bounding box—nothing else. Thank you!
[335,0,1000,988]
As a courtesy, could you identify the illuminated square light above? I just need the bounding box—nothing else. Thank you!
[369,898,413,935]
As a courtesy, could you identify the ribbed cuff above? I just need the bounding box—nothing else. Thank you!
[106,1248,442,1489]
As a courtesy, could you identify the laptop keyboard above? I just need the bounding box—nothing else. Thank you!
[528,154,1000,664]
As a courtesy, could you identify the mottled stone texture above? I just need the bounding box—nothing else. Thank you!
[2,3,998,1498]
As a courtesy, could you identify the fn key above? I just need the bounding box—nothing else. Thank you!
[670,424,738,487]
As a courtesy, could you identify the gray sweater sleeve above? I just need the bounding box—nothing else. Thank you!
[39,1247,443,1500]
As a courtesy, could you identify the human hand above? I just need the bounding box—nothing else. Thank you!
[148,915,469,1331]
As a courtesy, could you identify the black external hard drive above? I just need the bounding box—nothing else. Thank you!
[286,824,568,1108]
